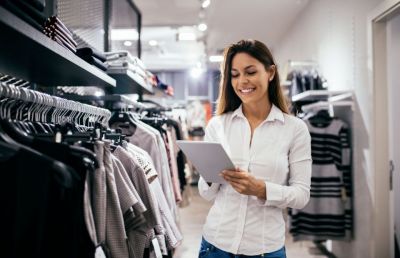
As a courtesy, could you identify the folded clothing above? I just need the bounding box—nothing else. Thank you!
[45,32,77,53]
[79,55,108,71]
[44,24,77,47]
[107,61,147,79]
[44,16,73,36]
[76,47,106,62]
[104,51,146,71]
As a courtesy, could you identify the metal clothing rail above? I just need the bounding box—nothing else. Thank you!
[0,82,111,127]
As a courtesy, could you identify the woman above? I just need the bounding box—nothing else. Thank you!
[198,39,312,258]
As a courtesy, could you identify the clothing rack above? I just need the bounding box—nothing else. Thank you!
[0,82,111,127]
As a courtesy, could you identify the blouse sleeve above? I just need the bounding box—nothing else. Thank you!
[198,118,222,201]
[257,120,312,209]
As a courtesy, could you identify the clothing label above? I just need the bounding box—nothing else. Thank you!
[95,246,107,258]
[152,238,163,258]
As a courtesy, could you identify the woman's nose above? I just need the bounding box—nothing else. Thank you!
[238,75,249,85]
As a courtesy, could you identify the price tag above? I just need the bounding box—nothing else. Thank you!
[152,238,163,258]
[95,246,107,258]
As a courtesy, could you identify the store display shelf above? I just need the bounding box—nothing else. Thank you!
[64,94,146,108]
[108,69,154,95]
[0,7,116,88]
[292,90,352,102]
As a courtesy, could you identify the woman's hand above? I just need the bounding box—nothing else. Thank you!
[221,167,267,200]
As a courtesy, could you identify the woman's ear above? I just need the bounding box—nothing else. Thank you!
[268,65,276,82]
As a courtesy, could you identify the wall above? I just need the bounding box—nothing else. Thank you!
[274,0,382,257]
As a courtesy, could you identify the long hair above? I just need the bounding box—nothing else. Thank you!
[216,39,289,115]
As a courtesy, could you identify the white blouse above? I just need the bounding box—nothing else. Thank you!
[198,104,312,255]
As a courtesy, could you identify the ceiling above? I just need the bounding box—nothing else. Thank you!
[132,0,310,71]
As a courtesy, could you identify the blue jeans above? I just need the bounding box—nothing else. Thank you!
[198,237,286,258]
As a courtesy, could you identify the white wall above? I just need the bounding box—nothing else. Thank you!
[274,0,383,257]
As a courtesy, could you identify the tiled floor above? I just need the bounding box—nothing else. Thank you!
[174,186,327,258]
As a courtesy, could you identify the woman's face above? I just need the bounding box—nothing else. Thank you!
[230,52,275,106]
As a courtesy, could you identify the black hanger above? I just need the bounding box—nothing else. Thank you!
[308,109,333,127]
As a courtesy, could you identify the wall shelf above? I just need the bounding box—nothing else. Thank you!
[64,94,146,109]
[0,7,116,88]
[292,90,352,102]
[108,69,154,95]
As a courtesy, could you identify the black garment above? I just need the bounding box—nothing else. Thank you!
[13,0,46,25]
[77,47,107,62]
[79,55,108,71]
[0,143,88,258]
[23,0,45,11]
[1,0,43,31]
[167,119,187,192]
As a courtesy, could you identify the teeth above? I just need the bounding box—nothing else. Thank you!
[240,88,255,93]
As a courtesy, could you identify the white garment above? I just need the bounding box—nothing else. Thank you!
[198,104,312,255]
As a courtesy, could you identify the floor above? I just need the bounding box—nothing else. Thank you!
[174,186,327,258]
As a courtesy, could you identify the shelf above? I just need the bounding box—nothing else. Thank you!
[292,90,352,102]
[302,100,354,112]
[108,69,154,95]
[0,7,116,88]
[64,94,147,109]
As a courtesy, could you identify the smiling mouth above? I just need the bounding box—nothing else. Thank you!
[239,88,255,94]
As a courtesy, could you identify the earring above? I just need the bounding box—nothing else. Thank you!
[269,77,273,82]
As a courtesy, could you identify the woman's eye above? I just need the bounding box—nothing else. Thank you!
[231,74,239,78]
[247,71,256,75]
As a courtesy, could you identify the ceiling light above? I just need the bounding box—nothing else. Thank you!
[190,67,203,78]
[197,23,207,32]
[149,40,158,46]
[178,32,196,41]
[110,29,138,41]
[209,55,223,62]
[123,41,132,47]
[202,0,210,8]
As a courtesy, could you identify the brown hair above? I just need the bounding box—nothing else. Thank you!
[216,39,289,115]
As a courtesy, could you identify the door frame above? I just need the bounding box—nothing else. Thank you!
[368,1,400,257]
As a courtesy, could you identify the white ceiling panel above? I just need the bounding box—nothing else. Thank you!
[133,0,310,70]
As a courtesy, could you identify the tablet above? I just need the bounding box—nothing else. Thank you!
[176,140,235,184]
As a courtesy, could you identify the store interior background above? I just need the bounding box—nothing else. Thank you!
[1,0,399,257]
[134,1,379,256]
[133,0,398,257]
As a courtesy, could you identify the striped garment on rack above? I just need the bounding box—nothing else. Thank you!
[289,118,352,241]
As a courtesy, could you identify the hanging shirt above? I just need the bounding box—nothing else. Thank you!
[289,118,352,241]
[198,104,312,255]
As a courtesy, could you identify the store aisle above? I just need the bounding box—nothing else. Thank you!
[174,186,327,258]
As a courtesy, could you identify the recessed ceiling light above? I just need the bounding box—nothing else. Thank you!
[124,40,132,46]
[202,0,210,8]
[209,55,223,62]
[149,40,158,46]
[111,29,138,40]
[198,23,207,32]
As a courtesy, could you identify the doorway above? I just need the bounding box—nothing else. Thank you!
[370,1,400,257]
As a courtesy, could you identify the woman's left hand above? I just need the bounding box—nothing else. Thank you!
[221,168,266,200]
